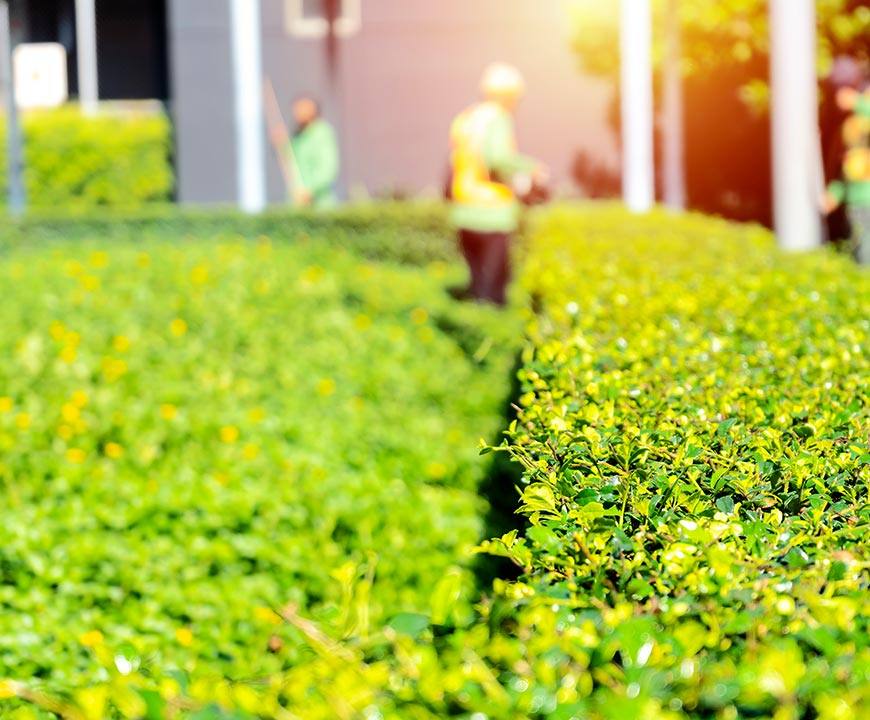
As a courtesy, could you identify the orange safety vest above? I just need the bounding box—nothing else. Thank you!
[449,102,516,207]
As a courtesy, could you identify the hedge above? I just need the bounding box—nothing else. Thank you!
[0,204,455,266]
[491,207,870,718]
[0,106,173,209]
[1,206,867,719]
[0,227,520,704]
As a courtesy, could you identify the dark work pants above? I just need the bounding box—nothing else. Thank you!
[458,229,511,305]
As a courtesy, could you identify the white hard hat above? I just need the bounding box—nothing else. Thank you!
[481,62,526,98]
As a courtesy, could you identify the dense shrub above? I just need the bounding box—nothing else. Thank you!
[490,208,869,717]
[0,230,519,710]
[0,107,172,209]
[2,207,867,719]
[0,203,455,266]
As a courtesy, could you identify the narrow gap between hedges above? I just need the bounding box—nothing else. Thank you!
[471,350,528,591]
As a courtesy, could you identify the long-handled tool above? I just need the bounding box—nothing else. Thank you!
[263,77,304,194]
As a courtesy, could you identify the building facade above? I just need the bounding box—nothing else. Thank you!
[10,0,617,206]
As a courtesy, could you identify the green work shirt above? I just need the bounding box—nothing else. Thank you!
[449,105,537,233]
[288,119,339,208]
[828,95,870,208]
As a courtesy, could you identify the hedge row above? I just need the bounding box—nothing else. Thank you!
[0,204,455,266]
[0,229,519,704]
[3,207,867,720]
[491,208,870,717]
[0,107,172,209]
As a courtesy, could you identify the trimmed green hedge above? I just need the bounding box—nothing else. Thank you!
[0,107,173,209]
[490,207,870,717]
[0,204,455,266]
[0,224,519,703]
[2,207,867,719]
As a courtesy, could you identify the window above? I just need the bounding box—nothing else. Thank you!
[285,0,361,38]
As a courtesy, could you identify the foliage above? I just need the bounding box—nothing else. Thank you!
[2,207,868,719]
[494,207,870,717]
[0,204,455,266]
[567,0,870,83]
[0,224,520,713]
[0,107,173,209]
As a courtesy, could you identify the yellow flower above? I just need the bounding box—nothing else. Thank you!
[170,318,188,337]
[79,630,103,647]
[0,680,17,699]
[242,443,260,460]
[247,407,266,423]
[410,307,429,325]
[101,357,128,382]
[160,404,178,420]
[0,397,12,413]
[71,390,89,408]
[49,321,66,341]
[136,252,151,268]
[354,314,372,331]
[60,346,77,364]
[190,265,209,285]
[81,275,100,292]
[89,250,109,268]
[112,335,131,353]
[300,266,325,285]
[57,424,74,441]
[253,607,282,625]
[15,413,30,430]
[61,403,81,422]
[175,627,194,647]
[66,448,87,464]
[316,378,336,397]
[426,462,448,480]
[219,425,239,444]
[105,442,124,459]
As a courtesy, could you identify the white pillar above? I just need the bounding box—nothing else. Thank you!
[1,0,25,214]
[662,0,686,211]
[620,0,655,213]
[770,0,822,251]
[75,0,98,114]
[229,0,266,214]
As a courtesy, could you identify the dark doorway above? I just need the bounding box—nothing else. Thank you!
[15,0,169,102]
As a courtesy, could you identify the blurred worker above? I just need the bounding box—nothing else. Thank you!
[822,79,870,265]
[269,95,339,208]
[447,63,547,305]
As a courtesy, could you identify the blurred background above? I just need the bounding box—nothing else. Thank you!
[1,1,868,230]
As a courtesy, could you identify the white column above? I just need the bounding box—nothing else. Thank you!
[1,0,25,213]
[770,0,822,251]
[75,0,98,114]
[662,0,685,211]
[620,0,655,213]
[230,0,266,214]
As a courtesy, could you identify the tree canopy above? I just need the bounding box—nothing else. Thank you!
[567,0,869,88]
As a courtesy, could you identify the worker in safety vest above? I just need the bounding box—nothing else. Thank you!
[448,63,547,305]
[823,83,870,265]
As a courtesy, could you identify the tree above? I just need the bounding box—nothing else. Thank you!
[566,0,868,224]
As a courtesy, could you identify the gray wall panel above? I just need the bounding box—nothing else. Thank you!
[168,0,237,204]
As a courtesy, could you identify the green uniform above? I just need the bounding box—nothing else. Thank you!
[448,102,537,233]
[287,119,339,208]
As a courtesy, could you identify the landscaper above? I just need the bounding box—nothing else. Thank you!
[269,96,340,208]
[822,81,870,265]
[448,63,546,305]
